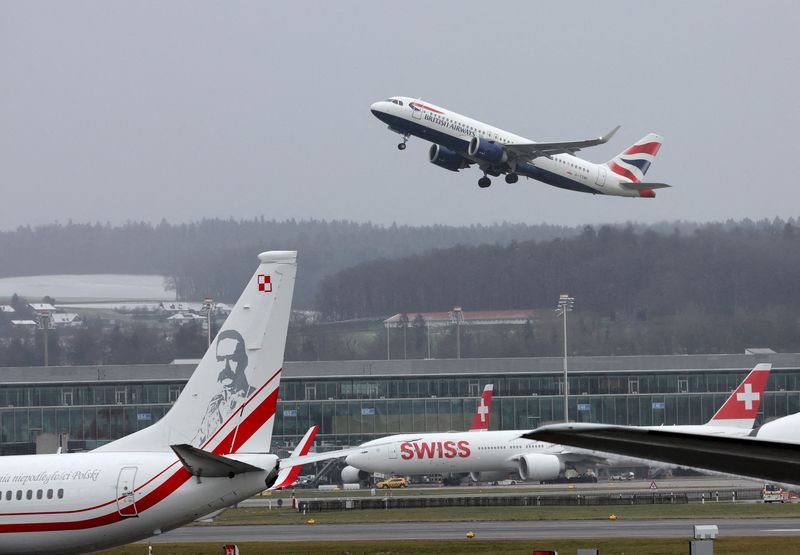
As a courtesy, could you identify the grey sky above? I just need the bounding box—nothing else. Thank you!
[1,1,797,230]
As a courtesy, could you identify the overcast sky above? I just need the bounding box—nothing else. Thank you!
[1,1,798,230]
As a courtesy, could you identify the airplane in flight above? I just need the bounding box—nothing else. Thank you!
[342,365,770,485]
[370,97,669,197]
[0,251,339,554]
[523,364,798,483]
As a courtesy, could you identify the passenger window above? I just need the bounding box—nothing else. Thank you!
[36,490,43,500]
[26,490,32,500]
[47,489,53,500]
[16,490,22,500]
[57,489,64,499]
[5,491,10,501]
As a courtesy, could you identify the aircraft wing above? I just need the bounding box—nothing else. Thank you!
[523,423,800,485]
[621,182,671,190]
[505,125,620,161]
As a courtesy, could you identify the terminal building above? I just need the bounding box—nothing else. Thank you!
[1,352,800,456]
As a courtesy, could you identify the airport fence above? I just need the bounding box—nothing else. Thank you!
[297,492,691,512]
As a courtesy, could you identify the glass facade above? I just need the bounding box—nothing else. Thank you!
[1,367,799,455]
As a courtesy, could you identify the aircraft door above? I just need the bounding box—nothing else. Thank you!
[595,165,607,187]
[411,101,422,120]
[388,443,398,459]
[116,466,139,517]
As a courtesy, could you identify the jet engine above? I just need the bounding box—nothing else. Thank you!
[340,465,370,484]
[517,454,562,482]
[468,137,508,165]
[468,470,508,483]
[429,144,469,172]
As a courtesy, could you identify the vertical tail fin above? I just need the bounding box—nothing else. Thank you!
[469,384,494,432]
[707,363,771,429]
[271,425,319,490]
[98,250,297,453]
[606,133,663,183]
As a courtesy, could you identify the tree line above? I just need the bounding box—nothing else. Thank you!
[0,218,575,307]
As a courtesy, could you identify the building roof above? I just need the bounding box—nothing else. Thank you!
[10,320,36,327]
[1,352,799,384]
[0,305,14,313]
[29,303,56,312]
[384,309,539,326]
[51,313,80,325]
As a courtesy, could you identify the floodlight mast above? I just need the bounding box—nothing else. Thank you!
[555,293,575,422]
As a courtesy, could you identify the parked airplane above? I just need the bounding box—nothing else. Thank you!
[370,97,669,196]
[0,251,334,554]
[523,364,794,482]
[341,383,602,484]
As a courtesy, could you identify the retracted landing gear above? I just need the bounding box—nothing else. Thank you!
[478,175,491,188]
[397,134,409,150]
[505,172,519,184]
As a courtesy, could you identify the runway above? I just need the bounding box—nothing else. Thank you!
[145,518,800,543]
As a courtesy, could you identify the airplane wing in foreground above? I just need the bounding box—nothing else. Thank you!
[523,423,800,485]
[505,125,620,161]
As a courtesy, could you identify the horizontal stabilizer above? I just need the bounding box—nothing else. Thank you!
[621,182,671,190]
[171,444,264,477]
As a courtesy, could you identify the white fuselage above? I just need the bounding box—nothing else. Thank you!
[370,97,643,197]
[345,430,560,476]
[0,449,277,554]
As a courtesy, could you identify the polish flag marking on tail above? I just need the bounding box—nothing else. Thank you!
[258,274,272,293]
[708,363,771,429]
[469,384,494,432]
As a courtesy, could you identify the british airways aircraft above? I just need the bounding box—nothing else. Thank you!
[0,251,346,554]
[370,97,669,197]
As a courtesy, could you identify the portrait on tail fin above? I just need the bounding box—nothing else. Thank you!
[193,329,255,445]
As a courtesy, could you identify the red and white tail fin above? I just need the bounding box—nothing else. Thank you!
[606,133,663,183]
[271,425,319,490]
[97,251,297,454]
[707,363,771,429]
[469,384,494,432]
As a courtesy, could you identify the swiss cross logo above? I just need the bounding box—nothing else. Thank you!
[257,274,272,292]
[477,398,489,422]
[736,383,760,411]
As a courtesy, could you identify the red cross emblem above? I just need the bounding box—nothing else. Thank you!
[258,274,272,292]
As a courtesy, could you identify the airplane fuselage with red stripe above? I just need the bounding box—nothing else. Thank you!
[0,451,277,554]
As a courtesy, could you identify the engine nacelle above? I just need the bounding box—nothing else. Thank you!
[428,144,468,172]
[340,465,370,484]
[469,470,508,483]
[517,453,562,482]
[468,137,508,165]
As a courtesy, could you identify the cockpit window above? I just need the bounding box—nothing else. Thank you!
[398,101,404,106]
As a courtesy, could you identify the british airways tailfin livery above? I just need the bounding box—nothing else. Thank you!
[370,97,669,197]
[0,251,344,554]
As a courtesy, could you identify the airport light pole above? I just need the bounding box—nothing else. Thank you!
[556,293,575,422]
[36,312,52,366]
[449,306,464,359]
[202,298,216,347]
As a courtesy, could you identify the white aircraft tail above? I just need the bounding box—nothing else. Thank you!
[96,251,297,454]
[706,363,771,429]
[606,133,663,183]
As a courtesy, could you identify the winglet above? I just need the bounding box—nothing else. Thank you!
[271,425,320,490]
[599,125,621,144]
[707,363,771,429]
[469,384,494,432]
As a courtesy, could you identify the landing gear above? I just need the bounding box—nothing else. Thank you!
[478,176,491,188]
[505,172,519,184]
[397,134,409,150]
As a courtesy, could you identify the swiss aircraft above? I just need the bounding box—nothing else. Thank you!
[370,97,669,197]
[523,364,800,483]
[342,365,770,484]
[0,251,340,554]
